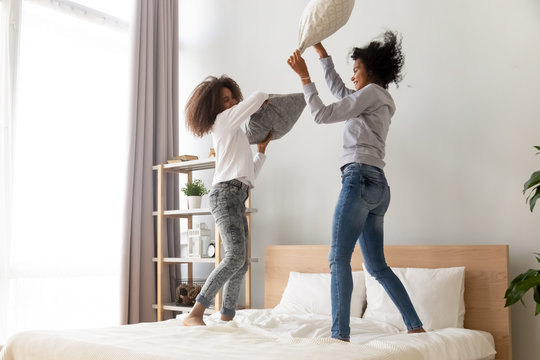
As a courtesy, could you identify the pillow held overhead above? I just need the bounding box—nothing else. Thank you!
[297,0,355,54]
[246,93,306,145]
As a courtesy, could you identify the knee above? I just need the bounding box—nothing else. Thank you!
[222,254,246,272]
[236,261,249,276]
[329,248,352,267]
[365,264,392,281]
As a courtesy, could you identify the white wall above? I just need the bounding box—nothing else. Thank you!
[178,1,540,359]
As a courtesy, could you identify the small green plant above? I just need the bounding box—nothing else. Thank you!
[523,145,540,212]
[181,179,209,196]
[504,146,540,316]
[504,253,540,316]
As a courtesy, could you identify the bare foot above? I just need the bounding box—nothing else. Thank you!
[183,314,206,326]
[182,302,207,326]
[408,327,426,334]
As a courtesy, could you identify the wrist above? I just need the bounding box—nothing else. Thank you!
[317,51,329,59]
[301,77,311,86]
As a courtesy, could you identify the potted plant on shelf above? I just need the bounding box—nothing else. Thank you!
[504,145,540,316]
[181,179,209,209]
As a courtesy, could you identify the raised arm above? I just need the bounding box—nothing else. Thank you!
[304,43,354,100]
[312,43,354,100]
[304,83,383,124]
[287,50,312,86]
[313,42,329,59]
[220,91,269,130]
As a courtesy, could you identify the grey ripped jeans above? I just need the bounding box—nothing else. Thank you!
[195,179,249,318]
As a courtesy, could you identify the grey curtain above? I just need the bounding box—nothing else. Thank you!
[121,0,179,324]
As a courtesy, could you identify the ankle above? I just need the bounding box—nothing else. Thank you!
[189,302,206,317]
[220,314,234,321]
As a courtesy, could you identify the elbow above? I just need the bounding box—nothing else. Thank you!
[312,109,328,124]
[253,91,269,102]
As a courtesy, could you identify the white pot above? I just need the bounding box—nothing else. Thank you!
[188,196,202,209]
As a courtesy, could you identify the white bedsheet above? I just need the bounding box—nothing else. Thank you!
[1,309,496,360]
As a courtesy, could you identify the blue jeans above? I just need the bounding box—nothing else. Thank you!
[329,163,423,339]
[196,179,249,318]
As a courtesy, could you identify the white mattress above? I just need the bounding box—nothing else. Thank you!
[1,309,496,360]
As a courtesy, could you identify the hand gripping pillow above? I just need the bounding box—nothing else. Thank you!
[297,0,356,54]
[245,93,306,145]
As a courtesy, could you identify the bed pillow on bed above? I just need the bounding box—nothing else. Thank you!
[362,266,465,331]
[273,271,366,317]
[297,0,356,54]
[245,93,306,145]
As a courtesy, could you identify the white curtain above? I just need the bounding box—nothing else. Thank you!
[0,0,21,344]
[122,0,179,324]
[0,0,132,345]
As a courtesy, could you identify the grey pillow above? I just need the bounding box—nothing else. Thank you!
[246,93,306,144]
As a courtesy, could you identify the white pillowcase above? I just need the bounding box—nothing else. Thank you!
[362,265,465,331]
[273,271,366,317]
[297,0,356,54]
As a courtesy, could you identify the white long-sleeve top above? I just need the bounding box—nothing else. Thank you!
[211,91,269,188]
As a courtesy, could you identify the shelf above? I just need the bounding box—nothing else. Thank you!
[152,303,215,315]
[153,257,215,263]
[153,157,256,321]
[153,257,259,264]
[152,158,216,173]
[153,208,258,218]
[153,303,246,314]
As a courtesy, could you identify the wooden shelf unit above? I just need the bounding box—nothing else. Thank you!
[152,158,256,321]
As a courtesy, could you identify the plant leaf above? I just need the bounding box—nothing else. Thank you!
[535,286,540,316]
[534,145,540,153]
[529,188,540,212]
[505,271,540,306]
[524,171,540,193]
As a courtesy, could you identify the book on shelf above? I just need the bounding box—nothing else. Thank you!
[167,155,199,163]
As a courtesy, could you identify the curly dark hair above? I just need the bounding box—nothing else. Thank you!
[185,75,243,137]
[351,31,404,89]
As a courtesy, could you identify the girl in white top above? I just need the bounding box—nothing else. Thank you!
[183,76,271,326]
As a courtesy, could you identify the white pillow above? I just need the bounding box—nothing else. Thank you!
[273,271,366,317]
[297,0,356,54]
[362,265,465,331]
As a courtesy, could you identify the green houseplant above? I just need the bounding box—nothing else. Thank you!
[181,179,209,209]
[523,145,540,212]
[504,145,540,316]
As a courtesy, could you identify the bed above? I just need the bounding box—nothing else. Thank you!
[1,245,511,360]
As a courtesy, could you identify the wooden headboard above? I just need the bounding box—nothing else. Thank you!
[265,245,511,360]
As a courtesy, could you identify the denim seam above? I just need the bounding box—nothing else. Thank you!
[332,179,354,340]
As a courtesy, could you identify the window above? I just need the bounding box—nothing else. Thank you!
[1,0,133,343]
